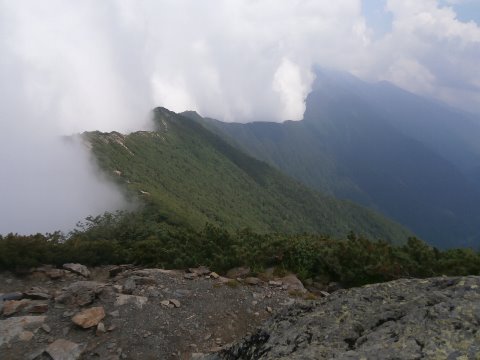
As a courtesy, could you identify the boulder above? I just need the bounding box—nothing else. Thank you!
[55,281,105,306]
[72,306,105,329]
[46,339,85,360]
[63,263,90,278]
[280,274,307,294]
[210,272,220,279]
[226,267,250,279]
[24,286,51,300]
[0,315,46,346]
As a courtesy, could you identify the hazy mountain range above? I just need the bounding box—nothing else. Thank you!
[186,69,480,248]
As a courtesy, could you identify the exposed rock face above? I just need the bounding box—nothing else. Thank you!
[206,276,480,359]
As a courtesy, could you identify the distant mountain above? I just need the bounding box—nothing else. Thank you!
[190,70,480,248]
[84,107,411,243]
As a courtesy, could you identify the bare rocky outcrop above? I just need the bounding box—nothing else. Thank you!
[205,276,480,359]
[7,263,478,360]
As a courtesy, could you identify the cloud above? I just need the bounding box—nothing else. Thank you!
[359,0,480,113]
[1,0,480,233]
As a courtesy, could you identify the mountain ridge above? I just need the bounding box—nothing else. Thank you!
[84,107,411,243]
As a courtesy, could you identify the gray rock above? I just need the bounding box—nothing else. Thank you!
[0,292,24,301]
[55,281,105,306]
[280,274,306,294]
[42,323,51,333]
[63,263,90,278]
[0,315,46,346]
[123,278,136,294]
[169,299,181,308]
[24,286,51,300]
[46,339,85,360]
[206,276,480,359]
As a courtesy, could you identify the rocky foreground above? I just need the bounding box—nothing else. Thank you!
[0,264,308,359]
[2,266,480,360]
[205,276,480,359]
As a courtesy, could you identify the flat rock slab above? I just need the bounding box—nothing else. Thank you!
[0,315,46,346]
[206,276,480,359]
[46,338,85,360]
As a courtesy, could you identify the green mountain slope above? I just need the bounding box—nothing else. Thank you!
[84,107,411,243]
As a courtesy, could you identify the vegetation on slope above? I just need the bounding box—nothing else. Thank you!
[84,107,411,243]
[1,210,479,288]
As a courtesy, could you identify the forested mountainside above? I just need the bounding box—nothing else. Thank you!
[84,107,410,243]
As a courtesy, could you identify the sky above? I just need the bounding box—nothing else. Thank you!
[1,0,480,234]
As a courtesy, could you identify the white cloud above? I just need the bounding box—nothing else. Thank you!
[359,0,480,113]
[1,0,480,233]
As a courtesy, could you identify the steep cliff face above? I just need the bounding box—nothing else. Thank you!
[205,276,480,359]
